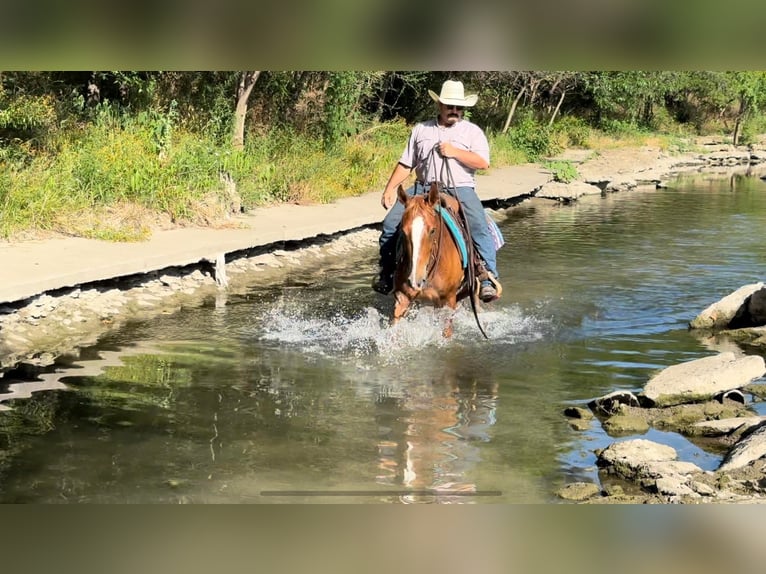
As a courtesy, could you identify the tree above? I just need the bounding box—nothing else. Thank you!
[728,71,766,145]
[232,71,260,150]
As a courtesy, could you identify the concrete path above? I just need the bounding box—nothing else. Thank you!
[0,164,552,305]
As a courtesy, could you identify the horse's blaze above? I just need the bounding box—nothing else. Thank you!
[408,215,427,288]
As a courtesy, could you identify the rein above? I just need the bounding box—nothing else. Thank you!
[421,144,489,339]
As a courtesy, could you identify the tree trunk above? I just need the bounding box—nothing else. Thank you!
[548,88,567,127]
[733,98,748,146]
[502,87,526,134]
[232,71,260,150]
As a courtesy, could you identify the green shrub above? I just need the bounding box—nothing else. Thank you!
[507,117,561,161]
[599,118,645,137]
[541,160,580,183]
[551,115,592,148]
[0,93,57,134]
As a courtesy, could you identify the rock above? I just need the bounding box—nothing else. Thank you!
[655,475,700,498]
[728,286,766,329]
[603,414,650,435]
[719,421,766,472]
[597,439,706,501]
[689,282,765,329]
[556,482,601,501]
[563,406,594,419]
[588,390,641,416]
[641,352,766,407]
[691,416,766,437]
[597,438,677,469]
[536,181,603,201]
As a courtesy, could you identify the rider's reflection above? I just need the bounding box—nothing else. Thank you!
[374,362,498,502]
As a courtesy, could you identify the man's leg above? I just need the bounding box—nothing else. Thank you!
[454,186,500,302]
[373,184,416,294]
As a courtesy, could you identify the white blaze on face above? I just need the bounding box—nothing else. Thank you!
[409,215,425,287]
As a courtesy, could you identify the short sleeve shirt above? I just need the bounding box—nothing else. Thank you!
[398,118,490,188]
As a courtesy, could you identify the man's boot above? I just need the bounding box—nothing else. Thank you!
[372,267,394,294]
[372,248,396,295]
[479,280,499,302]
[474,259,502,303]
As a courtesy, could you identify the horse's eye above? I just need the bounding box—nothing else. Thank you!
[429,228,436,236]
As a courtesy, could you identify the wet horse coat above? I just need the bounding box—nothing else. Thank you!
[392,182,483,338]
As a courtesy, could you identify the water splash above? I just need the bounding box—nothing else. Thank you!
[251,297,547,364]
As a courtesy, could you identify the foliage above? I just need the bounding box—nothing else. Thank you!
[506,116,562,162]
[3,71,766,239]
[550,115,591,148]
[541,160,580,183]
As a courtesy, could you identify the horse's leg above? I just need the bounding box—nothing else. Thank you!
[392,292,412,326]
[442,295,459,339]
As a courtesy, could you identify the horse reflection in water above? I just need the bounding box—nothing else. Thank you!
[374,358,499,503]
[392,182,478,338]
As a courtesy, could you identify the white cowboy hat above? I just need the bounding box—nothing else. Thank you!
[428,80,478,107]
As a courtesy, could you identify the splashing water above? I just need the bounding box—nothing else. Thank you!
[251,296,548,365]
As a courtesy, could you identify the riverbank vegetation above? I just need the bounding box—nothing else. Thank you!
[2,71,766,240]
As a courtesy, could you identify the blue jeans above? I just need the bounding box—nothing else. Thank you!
[379,182,498,277]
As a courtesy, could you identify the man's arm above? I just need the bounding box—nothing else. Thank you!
[437,142,489,170]
[380,162,413,209]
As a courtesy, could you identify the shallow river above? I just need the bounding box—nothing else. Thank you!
[2,170,766,503]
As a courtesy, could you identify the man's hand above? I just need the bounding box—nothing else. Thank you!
[381,188,397,210]
[438,141,458,158]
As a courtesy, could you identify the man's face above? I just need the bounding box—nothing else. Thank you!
[439,103,464,125]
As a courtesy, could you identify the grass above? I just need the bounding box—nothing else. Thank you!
[0,111,744,241]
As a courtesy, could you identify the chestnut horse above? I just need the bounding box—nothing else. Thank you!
[392,182,487,338]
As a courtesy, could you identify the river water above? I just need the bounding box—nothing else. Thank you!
[2,170,766,503]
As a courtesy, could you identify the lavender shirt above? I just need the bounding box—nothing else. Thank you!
[398,118,490,188]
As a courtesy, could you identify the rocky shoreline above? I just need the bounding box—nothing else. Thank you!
[556,282,766,504]
[2,137,766,503]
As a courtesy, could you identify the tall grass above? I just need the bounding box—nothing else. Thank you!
[0,107,731,241]
[0,112,409,240]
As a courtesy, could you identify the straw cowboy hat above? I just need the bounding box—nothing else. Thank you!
[428,80,478,107]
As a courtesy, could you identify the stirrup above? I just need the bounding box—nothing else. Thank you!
[474,272,503,302]
[485,272,502,298]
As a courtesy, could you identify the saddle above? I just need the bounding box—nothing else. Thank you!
[435,195,503,299]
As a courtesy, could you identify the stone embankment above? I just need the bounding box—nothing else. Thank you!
[560,284,766,504]
[0,230,380,374]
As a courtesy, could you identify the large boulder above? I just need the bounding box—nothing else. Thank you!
[641,352,766,407]
[596,439,703,492]
[728,286,766,329]
[689,282,765,329]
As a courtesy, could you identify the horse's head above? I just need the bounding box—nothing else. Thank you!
[397,183,441,291]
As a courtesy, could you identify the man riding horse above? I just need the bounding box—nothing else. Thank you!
[372,79,502,303]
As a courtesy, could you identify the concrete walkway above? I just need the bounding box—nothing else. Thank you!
[0,164,552,305]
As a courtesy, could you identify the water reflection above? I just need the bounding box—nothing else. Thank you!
[374,358,499,503]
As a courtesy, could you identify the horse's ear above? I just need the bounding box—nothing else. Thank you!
[397,185,408,205]
[427,182,440,206]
